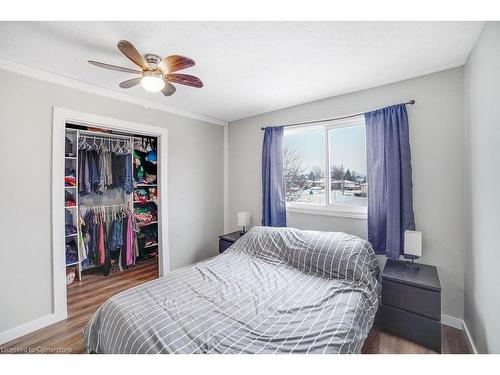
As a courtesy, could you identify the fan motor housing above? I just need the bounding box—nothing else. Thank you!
[144,54,161,68]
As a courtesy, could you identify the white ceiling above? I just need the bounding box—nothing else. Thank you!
[0,21,484,122]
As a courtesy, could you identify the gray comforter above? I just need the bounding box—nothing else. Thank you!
[84,226,380,354]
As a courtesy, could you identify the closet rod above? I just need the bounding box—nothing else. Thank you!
[260,100,415,130]
[78,129,133,140]
[80,203,128,209]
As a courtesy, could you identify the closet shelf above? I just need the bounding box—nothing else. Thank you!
[65,156,77,160]
[133,200,157,204]
[65,186,77,189]
[82,264,103,271]
[143,243,159,249]
[66,261,79,267]
[138,221,158,228]
[65,233,77,238]
[135,184,157,187]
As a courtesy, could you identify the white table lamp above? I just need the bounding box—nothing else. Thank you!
[237,212,251,234]
[404,230,422,270]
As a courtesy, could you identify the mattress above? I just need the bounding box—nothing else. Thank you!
[83,226,380,353]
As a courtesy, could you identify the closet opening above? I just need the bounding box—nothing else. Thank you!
[65,124,160,280]
[52,108,169,324]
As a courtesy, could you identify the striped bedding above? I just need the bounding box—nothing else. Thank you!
[83,226,380,354]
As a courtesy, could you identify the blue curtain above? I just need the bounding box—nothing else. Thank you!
[262,126,287,227]
[365,104,415,259]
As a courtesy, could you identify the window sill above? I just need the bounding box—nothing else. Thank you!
[286,204,368,220]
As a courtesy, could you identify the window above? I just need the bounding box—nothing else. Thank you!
[282,115,367,216]
[283,126,325,205]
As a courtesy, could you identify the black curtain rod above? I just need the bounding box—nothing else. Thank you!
[260,100,415,131]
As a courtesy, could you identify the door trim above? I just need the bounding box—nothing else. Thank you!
[52,107,169,323]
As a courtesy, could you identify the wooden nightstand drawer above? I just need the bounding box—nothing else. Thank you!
[380,304,441,353]
[382,279,441,320]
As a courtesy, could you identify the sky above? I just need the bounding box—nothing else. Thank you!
[283,125,366,176]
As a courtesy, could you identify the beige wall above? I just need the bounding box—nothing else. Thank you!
[228,67,466,321]
[0,68,224,334]
[464,22,500,353]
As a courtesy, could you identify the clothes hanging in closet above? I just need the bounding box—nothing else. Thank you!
[80,206,138,275]
[78,139,132,196]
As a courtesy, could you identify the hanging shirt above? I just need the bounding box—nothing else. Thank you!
[126,212,134,266]
[124,153,132,194]
[78,212,88,263]
[98,215,106,264]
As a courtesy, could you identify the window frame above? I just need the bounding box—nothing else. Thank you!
[284,115,368,220]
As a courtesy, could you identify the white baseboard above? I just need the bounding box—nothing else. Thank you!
[441,314,478,354]
[0,314,60,346]
[441,314,463,330]
[462,320,478,354]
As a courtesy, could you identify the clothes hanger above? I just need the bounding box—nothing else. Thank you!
[82,136,88,150]
[145,138,152,152]
[85,137,92,151]
[79,136,87,150]
[120,140,127,155]
[115,140,121,155]
[98,138,103,152]
[98,138,106,153]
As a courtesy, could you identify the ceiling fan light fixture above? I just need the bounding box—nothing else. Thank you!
[141,71,165,92]
[89,40,202,97]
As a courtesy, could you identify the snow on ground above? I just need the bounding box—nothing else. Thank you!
[292,189,367,207]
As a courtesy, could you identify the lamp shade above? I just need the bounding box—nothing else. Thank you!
[141,71,165,92]
[237,211,251,227]
[404,230,422,257]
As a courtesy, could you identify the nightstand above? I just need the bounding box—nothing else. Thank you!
[380,259,442,352]
[218,231,244,254]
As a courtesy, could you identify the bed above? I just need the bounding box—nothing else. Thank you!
[83,226,380,354]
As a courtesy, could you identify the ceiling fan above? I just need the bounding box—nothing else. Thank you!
[88,40,203,96]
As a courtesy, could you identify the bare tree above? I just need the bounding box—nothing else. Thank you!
[331,164,344,180]
[283,146,310,202]
[331,164,345,195]
[311,166,323,180]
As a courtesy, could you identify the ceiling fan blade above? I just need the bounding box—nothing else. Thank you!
[119,77,142,89]
[117,40,150,71]
[88,60,142,74]
[161,81,176,96]
[158,55,195,74]
[167,73,203,88]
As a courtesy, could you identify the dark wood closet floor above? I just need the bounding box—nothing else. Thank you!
[2,257,470,354]
[1,258,159,354]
